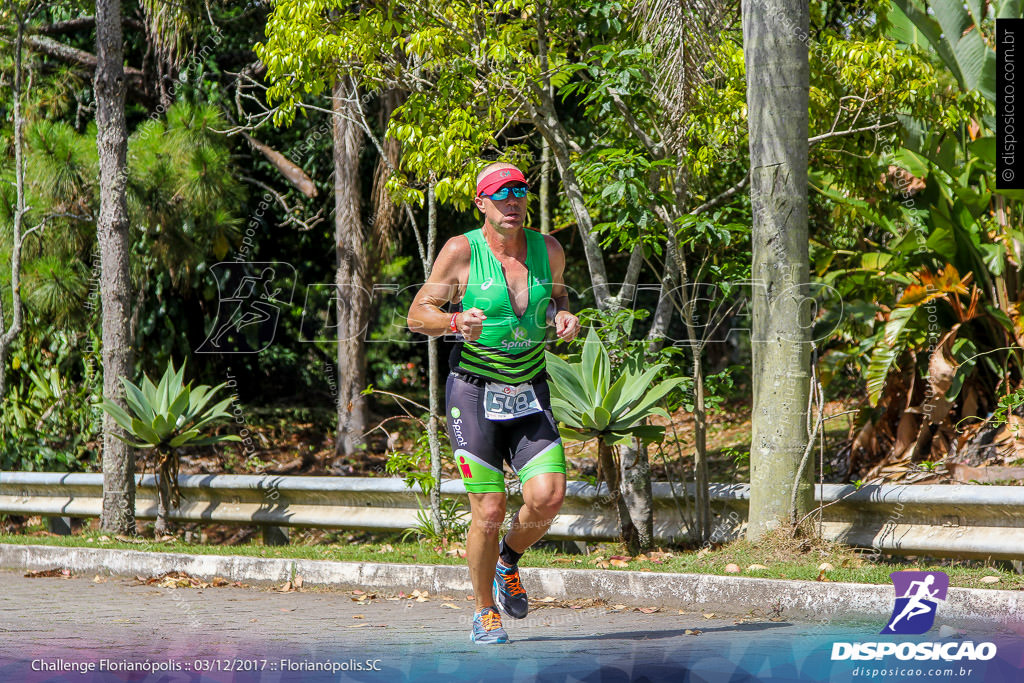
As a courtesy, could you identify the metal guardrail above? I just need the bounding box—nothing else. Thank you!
[1,472,1022,559]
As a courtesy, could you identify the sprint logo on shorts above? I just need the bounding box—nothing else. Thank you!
[830,571,997,663]
[450,407,467,447]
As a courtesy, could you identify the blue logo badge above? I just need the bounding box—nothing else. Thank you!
[881,570,949,635]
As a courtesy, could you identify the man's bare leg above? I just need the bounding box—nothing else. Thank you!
[466,491,507,612]
[501,472,567,560]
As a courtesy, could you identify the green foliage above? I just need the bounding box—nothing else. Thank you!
[545,328,687,446]
[100,358,239,531]
[386,425,466,542]
[99,359,239,452]
[574,306,683,372]
[0,329,102,472]
[385,426,450,496]
[402,498,470,544]
[128,103,245,277]
[992,388,1024,431]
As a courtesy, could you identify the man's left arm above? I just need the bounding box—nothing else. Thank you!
[545,235,580,342]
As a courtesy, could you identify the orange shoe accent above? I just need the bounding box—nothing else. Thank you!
[479,608,503,631]
[502,568,526,597]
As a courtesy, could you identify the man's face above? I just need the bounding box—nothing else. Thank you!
[474,181,528,231]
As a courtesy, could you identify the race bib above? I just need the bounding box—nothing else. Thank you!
[483,382,543,421]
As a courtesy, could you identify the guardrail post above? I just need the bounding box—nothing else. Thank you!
[263,525,289,546]
[47,516,73,536]
[554,540,588,554]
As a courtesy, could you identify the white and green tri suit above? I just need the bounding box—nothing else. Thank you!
[445,227,566,493]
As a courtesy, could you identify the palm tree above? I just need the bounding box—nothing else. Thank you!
[742,0,813,540]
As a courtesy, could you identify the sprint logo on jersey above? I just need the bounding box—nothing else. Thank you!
[830,570,997,663]
[501,326,533,350]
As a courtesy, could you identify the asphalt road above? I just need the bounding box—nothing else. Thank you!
[0,568,1020,682]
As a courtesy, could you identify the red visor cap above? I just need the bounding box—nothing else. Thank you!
[476,167,529,196]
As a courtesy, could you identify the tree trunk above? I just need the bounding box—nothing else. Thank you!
[95,0,136,535]
[426,180,443,535]
[619,440,652,550]
[691,347,710,542]
[529,102,610,307]
[154,465,171,537]
[743,0,813,541]
[0,13,28,400]
[539,137,551,235]
[332,79,370,458]
[528,10,610,306]
[597,438,637,552]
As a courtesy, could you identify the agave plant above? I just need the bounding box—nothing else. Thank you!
[545,328,686,445]
[100,360,239,536]
[545,328,686,546]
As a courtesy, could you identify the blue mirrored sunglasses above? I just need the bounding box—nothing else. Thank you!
[481,185,528,200]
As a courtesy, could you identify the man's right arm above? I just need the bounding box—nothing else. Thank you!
[407,237,484,338]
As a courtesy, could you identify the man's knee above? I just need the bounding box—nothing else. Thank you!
[532,490,564,518]
[470,494,507,534]
[524,481,565,518]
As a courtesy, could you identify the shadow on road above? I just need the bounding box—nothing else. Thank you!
[520,621,793,642]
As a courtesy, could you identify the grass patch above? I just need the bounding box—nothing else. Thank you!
[1,527,1020,591]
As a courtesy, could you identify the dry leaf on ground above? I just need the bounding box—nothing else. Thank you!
[24,568,72,578]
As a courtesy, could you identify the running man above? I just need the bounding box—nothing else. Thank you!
[407,161,580,644]
[887,574,938,631]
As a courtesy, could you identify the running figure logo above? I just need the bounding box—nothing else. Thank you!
[197,262,295,354]
[881,570,949,635]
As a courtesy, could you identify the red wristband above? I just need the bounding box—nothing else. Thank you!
[449,312,459,333]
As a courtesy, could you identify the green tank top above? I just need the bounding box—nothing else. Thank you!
[452,228,552,384]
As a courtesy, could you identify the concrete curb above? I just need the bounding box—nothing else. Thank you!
[1,544,1020,630]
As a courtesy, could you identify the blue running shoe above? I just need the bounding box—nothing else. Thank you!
[471,606,509,644]
[493,562,529,619]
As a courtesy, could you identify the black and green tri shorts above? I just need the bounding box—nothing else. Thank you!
[445,372,566,493]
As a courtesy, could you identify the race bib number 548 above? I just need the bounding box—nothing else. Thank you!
[483,382,542,421]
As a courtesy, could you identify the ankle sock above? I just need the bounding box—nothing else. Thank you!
[498,538,523,568]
